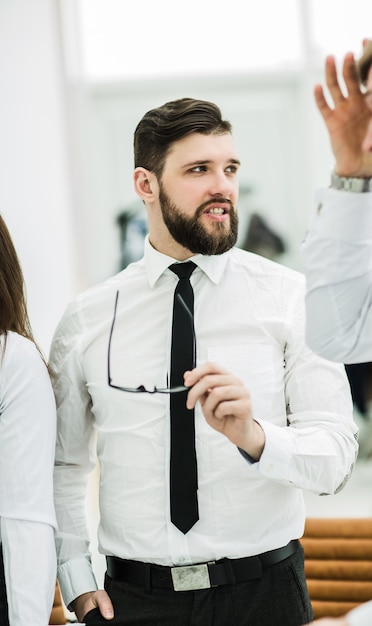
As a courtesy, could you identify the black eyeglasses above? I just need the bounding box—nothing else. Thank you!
[107,290,196,394]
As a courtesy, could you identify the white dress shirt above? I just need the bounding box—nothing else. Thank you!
[302,188,372,363]
[0,332,57,626]
[50,238,358,608]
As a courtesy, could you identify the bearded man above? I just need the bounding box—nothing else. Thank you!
[50,98,358,626]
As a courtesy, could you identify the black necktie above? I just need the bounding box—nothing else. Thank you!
[169,261,199,534]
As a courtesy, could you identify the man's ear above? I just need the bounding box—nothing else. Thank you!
[134,167,157,201]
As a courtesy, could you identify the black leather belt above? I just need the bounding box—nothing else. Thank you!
[106,539,299,592]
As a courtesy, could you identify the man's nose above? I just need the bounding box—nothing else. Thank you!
[209,171,235,197]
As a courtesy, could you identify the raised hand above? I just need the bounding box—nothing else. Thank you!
[314,50,372,177]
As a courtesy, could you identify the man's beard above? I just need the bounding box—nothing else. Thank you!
[158,184,238,256]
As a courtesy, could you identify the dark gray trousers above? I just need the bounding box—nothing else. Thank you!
[83,545,313,626]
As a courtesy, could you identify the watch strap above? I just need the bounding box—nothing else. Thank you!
[331,172,372,192]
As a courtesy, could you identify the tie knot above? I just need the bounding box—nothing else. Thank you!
[169,261,196,280]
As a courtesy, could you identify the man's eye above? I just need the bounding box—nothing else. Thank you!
[190,165,207,173]
[226,165,238,173]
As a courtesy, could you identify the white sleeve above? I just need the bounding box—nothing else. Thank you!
[49,304,98,608]
[256,277,358,495]
[0,335,57,625]
[347,600,372,626]
[0,518,56,626]
[302,188,372,363]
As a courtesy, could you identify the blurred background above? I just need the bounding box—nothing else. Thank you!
[1,0,370,353]
[1,0,372,597]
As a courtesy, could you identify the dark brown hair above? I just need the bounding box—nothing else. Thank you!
[0,215,37,351]
[358,41,372,85]
[134,97,232,179]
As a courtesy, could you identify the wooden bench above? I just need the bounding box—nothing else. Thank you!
[302,517,372,619]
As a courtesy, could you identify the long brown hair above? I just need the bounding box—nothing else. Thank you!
[0,215,37,351]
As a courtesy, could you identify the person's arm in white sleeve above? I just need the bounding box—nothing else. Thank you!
[302,188,372,363]
[256,277,358,494]
[49,302,99,609]
[303,46,372,363]
[0,336,57,626]
[0,519,56,626]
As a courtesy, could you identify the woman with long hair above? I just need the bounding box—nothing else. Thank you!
[0,216,57,625]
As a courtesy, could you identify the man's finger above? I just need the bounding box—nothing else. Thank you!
[342,52,362,96]
[93,590,114,621]
[314,84,333,119]
[186,374,235,409]
[325,55,346,104]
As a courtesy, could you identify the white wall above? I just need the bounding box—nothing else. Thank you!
[0,0,78,354]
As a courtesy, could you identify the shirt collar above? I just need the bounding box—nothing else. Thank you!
[144,235,230,287]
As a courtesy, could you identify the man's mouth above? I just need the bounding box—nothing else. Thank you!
[206,207,226,215]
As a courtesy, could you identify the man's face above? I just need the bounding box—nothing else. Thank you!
[157,132,240,256]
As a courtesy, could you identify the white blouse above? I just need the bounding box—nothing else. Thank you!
[0,332,57,626]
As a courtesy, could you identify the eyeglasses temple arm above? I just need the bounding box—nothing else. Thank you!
[107,290,120,384]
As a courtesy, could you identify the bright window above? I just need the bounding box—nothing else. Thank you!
[75,0,371,80]
[77,0,301,80]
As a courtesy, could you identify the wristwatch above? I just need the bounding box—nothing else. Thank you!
[331,171,372,192]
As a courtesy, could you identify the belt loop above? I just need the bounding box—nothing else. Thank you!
[223,559,236,585]
[143,562,152,594]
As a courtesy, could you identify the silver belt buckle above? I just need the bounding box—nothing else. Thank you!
[171,563,212,591]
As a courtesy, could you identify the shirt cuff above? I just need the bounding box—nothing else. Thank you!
[310,188,372,240]
[254,419,293,481]
[57,556,98,610]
